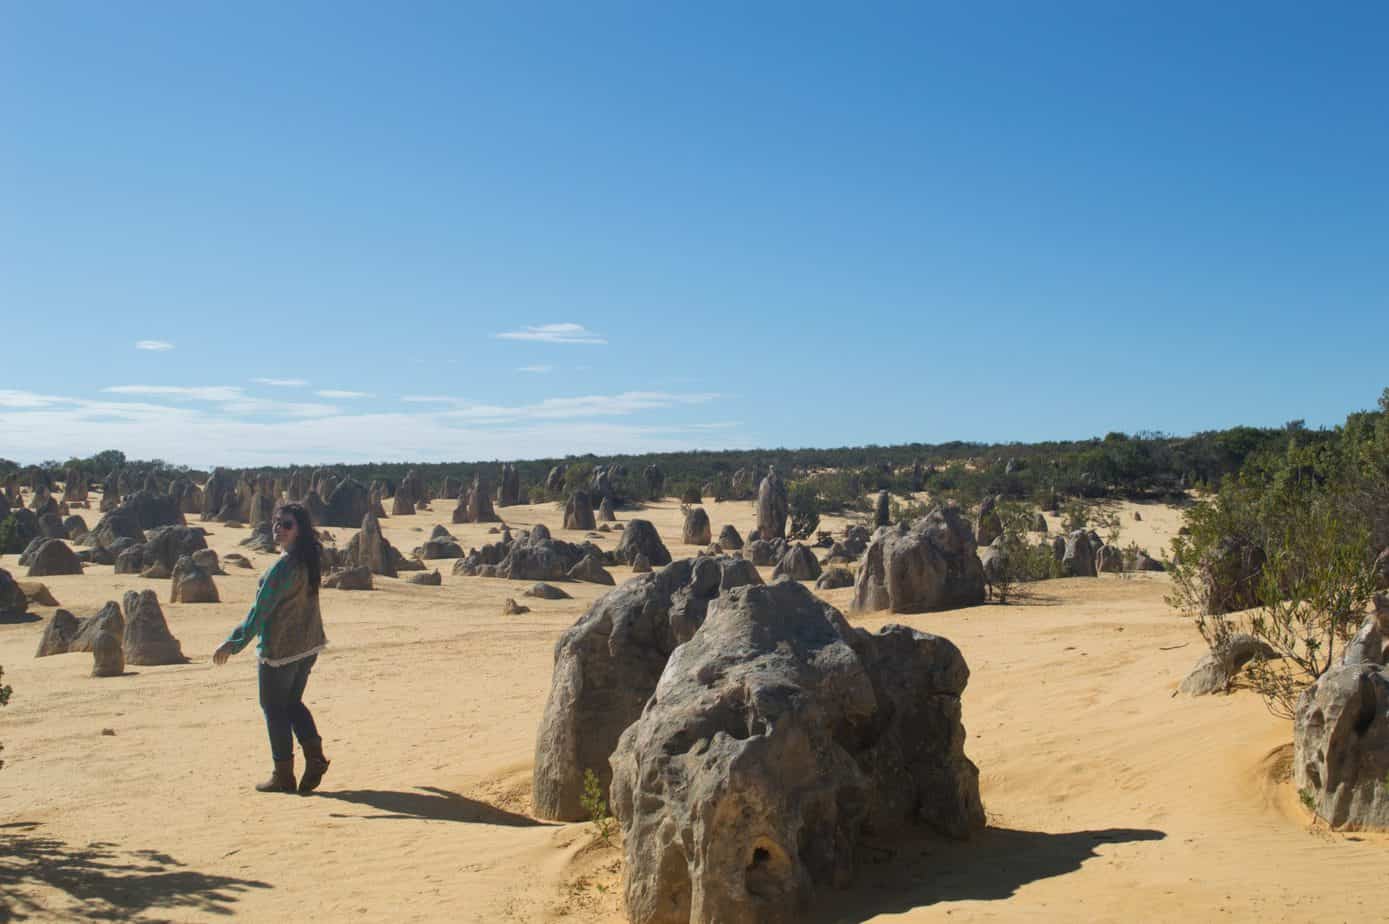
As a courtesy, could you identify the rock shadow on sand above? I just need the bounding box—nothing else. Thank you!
[318,787,552,827]
[809,826,1167,923]
[0,821,270,921]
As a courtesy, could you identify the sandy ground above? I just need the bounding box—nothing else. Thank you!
[1,492,1383,922]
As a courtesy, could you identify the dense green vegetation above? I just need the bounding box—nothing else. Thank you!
[1168,388,1389,717]
[0,414,1343,514]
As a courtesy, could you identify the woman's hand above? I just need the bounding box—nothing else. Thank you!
[212,642,234,666]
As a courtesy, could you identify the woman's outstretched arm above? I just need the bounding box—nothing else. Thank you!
[213,557,291,664]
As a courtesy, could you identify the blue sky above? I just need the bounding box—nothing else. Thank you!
[2,2,1385,466]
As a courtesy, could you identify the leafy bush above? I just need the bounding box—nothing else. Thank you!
[0,515,19,555]
[1169,476,1380,718]
[580,768,614,845]
[990,505,1062,602]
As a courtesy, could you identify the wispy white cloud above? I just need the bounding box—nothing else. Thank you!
[104,385,245,401]
[135,340,175,351]
[516,365,554,374]
[401,395,462,404]
[252,377,309,387]
[316,389,373,399]
[0,389,71,409]
[429,391,720,423]
[101,384,337,418]
[494,322,607,345]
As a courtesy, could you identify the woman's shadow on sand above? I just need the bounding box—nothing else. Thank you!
[316,787,551,827]
[809,825,1166,922]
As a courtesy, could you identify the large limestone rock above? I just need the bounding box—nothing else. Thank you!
[616,519,671,567]
[63,466,87,504]
[756,467,789,541]
[390,490,414,516]
[716,524,744,551]
[851,507,986,614]
[69,601,125,653]
[35,608,80,657]
[121,589,187,665]
[497,463,521,507]
[545,465,566,495]
[398,469,426,507]
[610,581,984,924]
[2,569,32,617]
[343,511,398,577]
[563,491,595,531]
[142,526,209,574]
[91,508,145,550]
[323,565,374,590]
[170,556,220,604]
[118,490,185,530]
[771,543,821,582]
[598,497,616,522]
[321,478,370,528]
[1294,607,1389,830]
[567,552,615,585]
[1061,530,1098,578]
[92,623,125,677]
[815,565,855,590]
[1179,633,1278,695]
[533,557,762,821]
[442,475,462,499]
[874,490,891,528]
[643,464,664,498]
[26,539,83,577]
[975,495,1002,547]
[202,468,235,521]
[467,474,500,523]
[681,507,711,546]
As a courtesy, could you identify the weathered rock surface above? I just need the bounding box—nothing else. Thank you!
[322,478,371,528]
[681,507,711,546]
[1294,607,1389,830]
[35,608,80,657]
[343,511,399,577]
[756,468,789,541]
[26,539,83,577]
[1179,633,1278,695]
[532,557,763,821]
[610,581,983,924]
[92,623,125,677]
[323,566,374,591]
[563,491,595,531]
[975,495,1002,547]
[191,548,223,574]
[405,570,442,586]
[716,524,744,551]
[121,589,187,665]
[170,556,220,604]
[631,553,652,573]
[1061,530,1098,578]
[497,463,521,507]
[503,597,530,615]
[815,566,855,590]
[567,553,614,585]
[771,543,821,582]
[142,526,209,574]
[851,507,986,614]
[598,497,616,522]
[616,519,671,567]
[525,582,571,600]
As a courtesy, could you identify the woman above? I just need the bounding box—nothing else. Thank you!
[213,502,330,794]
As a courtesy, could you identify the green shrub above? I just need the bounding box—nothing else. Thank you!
[580,768,614,845]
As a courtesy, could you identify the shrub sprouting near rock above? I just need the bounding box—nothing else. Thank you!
[1168,400,1388,719]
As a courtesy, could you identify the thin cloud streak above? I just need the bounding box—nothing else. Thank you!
[135,340,174,351]
[516,365,554,374]
[316,389,373,398]
[494,323,607,345]
[253,378,309,387]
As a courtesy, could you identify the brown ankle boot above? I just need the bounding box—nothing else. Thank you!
[299,739,330,794]
[255,759,297,793]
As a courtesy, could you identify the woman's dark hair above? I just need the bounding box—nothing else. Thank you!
[275,502,323,594]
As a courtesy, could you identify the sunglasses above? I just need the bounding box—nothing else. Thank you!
[273,519,297,530]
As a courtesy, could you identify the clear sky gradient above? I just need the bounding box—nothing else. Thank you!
[2,2,1385,466]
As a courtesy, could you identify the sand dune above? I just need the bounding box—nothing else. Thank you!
[1,495,1382,922]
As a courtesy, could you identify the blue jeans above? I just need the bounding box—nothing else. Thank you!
[258,654,320,762]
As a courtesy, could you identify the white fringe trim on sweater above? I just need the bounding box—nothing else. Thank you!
[258,642,328,668]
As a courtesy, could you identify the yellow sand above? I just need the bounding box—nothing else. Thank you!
[1,494,1382,922]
